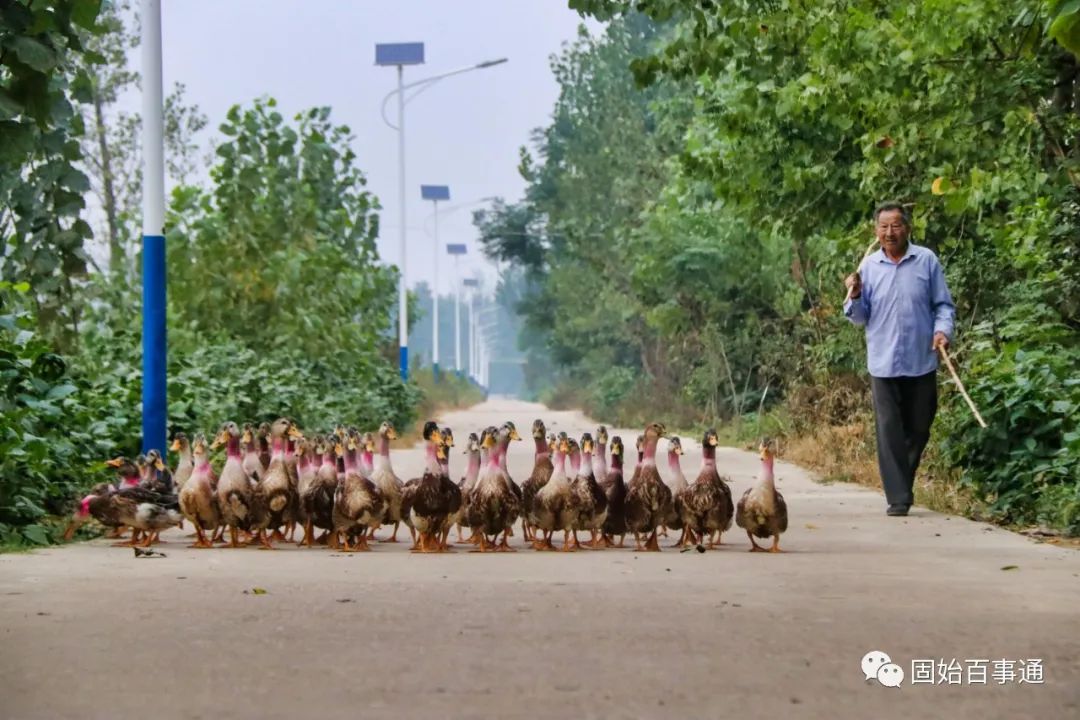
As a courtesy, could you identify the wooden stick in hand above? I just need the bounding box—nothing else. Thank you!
[843,238,881,303]
[938,346,988,428]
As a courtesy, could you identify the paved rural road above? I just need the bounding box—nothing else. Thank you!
[1,398,1077,719]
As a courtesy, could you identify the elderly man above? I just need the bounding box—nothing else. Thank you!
[844,201,956,517]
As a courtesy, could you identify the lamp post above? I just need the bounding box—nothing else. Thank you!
[463,277,479,382]
[446,243,467,375]
[421,185,450,380]
[141,0,166,454]
[375,45,507,380]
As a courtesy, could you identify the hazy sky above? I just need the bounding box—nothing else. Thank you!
[149,1,602,297]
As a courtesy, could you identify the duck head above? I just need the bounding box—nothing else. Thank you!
[421,420,441,444]
[145,448,167,473]
[596,425,609,446]
[531,419,546,439]
[212,421,241,451]
[503,421,521,441]
[170,432,189,454]
[580,432,594,455]
[378,421,398,441]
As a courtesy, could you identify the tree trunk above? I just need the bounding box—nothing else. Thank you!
[94,86,123,278]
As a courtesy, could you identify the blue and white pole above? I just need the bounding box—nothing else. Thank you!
[141,0,166,454]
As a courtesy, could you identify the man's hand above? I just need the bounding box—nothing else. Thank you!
[844,272,861,298]
[932,332,949,351]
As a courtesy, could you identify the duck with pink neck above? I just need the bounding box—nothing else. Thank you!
[593,425,609,485]
[465,423,521,552]
[572,432,608,549]
[684,429,734,549]
[241,423,265,484]
[451,432,483,543]
[214,421,257,548]
[735,438,788,552]
[531,433,572,551]
[368,421,405,542]
[403,422,457,553]
[179,433,221,548]
[663,436,695,548]
[250,417,301,549]
[521,419,553,543]
[330,430,387,552]
[625,423,673,552]
[599,436,628,547]
[170,432,193,493]
[298,436,338,547]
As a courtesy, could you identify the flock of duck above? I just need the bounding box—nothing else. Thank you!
[64,418,789,553]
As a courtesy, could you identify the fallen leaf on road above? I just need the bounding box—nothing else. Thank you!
[336,598,353,603]
[804,523,819,530]
[243,587,268,595]
[1000,565,1019,571]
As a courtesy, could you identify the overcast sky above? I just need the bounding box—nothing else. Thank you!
[148,0,602,297]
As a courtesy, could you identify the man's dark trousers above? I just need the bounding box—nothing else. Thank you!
[870,371,938,507]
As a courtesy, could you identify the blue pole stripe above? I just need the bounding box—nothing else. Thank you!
[142,234,167,455]
[399,346,408,381]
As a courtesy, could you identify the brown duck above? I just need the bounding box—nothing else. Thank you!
[684,429,735,549]
[736,438,788,552]
[624,422,672,552]
[599,436,627,547]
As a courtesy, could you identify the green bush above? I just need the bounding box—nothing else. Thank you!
[0,283,113,546]
[939,287,1080,532]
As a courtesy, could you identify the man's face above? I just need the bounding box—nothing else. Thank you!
[876,209,909,254]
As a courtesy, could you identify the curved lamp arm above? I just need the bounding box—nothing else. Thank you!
[380,58,508,130]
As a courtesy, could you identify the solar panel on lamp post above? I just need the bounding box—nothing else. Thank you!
[421,185,450,381]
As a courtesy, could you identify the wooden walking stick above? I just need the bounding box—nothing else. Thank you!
[843,238,881,303]
[937,345,988,428]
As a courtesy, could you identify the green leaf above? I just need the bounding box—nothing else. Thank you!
[21,525,50,546]
[46,383,78,400]
[1049,1,1080,57]
[71,0,103,30]
[10,36,58,72]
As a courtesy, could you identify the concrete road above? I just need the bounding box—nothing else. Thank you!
[1,399,1077,720]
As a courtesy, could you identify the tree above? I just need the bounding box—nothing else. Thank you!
[74,0,207,283]
[1,0,102,348]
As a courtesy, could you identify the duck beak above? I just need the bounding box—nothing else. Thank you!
[387,428,399,440]
[104,458,123,468]
[169,439,181,452]
[509,428,521,441]
[709,437,718,447]
[288,425,304,439]
[154,458,165,471]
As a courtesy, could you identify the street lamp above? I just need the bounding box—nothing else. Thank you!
[420,184,449,381]
[463,277,479,381]
[446,243,468,375]
[376,43,507,380]
[141,0,166,454]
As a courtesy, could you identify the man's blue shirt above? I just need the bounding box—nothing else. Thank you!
[843,243,956,378]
